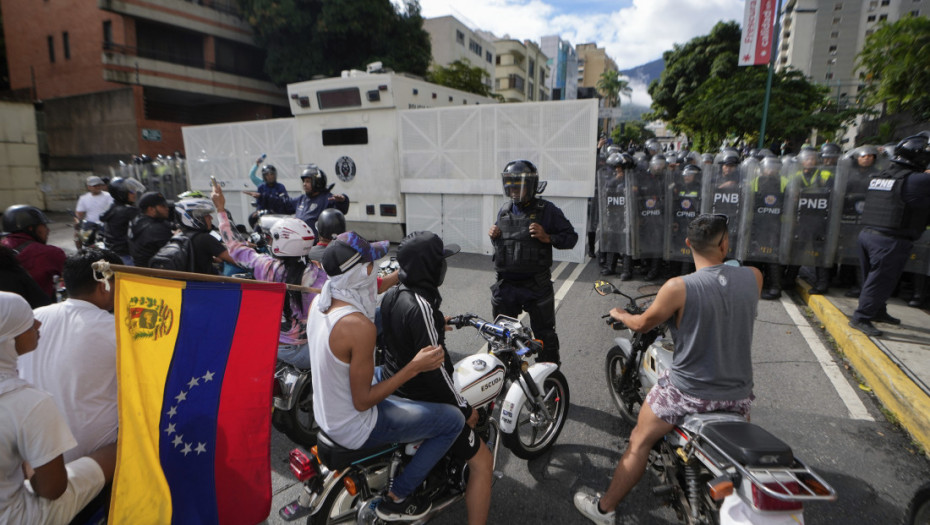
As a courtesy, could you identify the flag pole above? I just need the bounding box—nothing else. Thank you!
[758,0,783,150]
[91,261,322,294]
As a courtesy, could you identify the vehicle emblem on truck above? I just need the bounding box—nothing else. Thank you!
[335,156,356,182]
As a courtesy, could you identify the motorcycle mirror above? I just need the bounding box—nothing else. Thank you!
[594,280,617,296]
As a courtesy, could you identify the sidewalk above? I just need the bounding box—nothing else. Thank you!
[796,280,930,454]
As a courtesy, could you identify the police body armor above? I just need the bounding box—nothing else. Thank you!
[781,160,843,267]
[598,166,634,256]
[737,161,787,264]
[702,161,746,259]
[631,166,667,259]
[836,156,880,265]
[665,170,701,262]
[864,164,930,276]
[494,201,553,275]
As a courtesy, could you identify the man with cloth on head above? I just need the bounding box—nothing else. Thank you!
[380,231,493,525]
[0,291,117,525]
[308,232,463,521]
[574,214,762,524]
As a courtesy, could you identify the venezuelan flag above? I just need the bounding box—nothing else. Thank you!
[110,274,285,524]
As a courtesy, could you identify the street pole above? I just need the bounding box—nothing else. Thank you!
[758,0,784,150]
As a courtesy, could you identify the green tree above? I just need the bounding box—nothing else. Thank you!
[236,0,431,85]
[647,20,861,151]
[426,59,493,97]
[857,15,930,121]
[611,121,655,146]
[596,70,632,109]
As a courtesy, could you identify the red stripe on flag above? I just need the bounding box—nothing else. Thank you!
[214,282,285,524]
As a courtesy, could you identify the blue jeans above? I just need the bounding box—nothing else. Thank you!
[119,254,134,266]
[278,343,311,369]
[361,396,464,498]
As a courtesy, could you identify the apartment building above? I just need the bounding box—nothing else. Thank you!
[0,0,288,172]
[422,15,496,91]
[575,43,617,91]
[494,39,550,103]
[540,35,578,101]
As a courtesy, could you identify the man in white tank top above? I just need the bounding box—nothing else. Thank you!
[574,214,763,524]
[309,232,465,521]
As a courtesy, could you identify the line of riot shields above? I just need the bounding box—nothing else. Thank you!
[596,152,930,275]
[109,156,189,199]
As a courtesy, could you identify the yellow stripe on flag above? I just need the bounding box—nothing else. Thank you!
[110,274,185,523]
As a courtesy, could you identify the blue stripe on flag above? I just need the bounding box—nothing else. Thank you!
[158,282,242,524]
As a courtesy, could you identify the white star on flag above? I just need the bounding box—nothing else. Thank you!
[195,443,207,455]
[188,377,200,388]
[173,435,184,448]
[165,423,176,435]
[167,406,177,418]
[181,443,192,456]
[175,390,187,403]
[203,370,215,382]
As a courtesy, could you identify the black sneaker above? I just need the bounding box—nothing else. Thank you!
[873,312,901,325]
[849,319,883,337]
[761,288,781,300]
[375,494,432,521]
[844,287,861,298]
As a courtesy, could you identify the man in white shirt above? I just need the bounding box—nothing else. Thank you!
[18,249,122,463]
[74,176,113,249]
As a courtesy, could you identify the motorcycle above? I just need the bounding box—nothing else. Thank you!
[71,211,104,250]
[279,313,570,524]
[595,280,836,524]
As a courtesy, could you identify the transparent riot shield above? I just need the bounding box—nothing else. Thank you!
[836,152,888,265]
[737,158,786,264]
[781,159,845,267]
[701,160,745,258]
[631,164,666,259]
[598,164,634,256]
[665,166,702,262]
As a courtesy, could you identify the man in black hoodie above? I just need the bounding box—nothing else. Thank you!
[129,192,174,267]
[380,231,493,525]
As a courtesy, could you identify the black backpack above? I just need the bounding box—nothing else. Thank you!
[149,232,197,272]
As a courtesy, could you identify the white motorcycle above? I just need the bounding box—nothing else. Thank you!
[596,280,837,524]
[279,313,569,524]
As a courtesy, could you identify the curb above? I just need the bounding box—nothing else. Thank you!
[796,281,930,455]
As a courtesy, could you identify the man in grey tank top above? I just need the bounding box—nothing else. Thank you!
[574,214,763,524]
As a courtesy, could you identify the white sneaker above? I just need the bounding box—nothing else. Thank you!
[573,491,615,524]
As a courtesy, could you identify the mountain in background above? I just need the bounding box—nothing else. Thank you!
[620,58,664,87]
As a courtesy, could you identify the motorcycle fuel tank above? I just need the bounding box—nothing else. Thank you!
[454,353,506,408]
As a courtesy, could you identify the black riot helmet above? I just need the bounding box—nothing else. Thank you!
[719,151,740,166]
[502,160,541,205]
[316,208,347,240]
[300,165,330,194]
[108,177,146,205]
[261,164,277,182]
[2,204,49,236]
[681,164,701,180]
[645,139,661,157]
[892,133,930,171]
[606,152,635,170]
[820,142,841,159]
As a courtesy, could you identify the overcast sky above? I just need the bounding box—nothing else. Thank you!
[416,0,746,105]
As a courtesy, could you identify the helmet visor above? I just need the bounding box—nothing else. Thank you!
[503,174,536,203]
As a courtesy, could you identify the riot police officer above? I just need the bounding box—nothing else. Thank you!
[489,160,578,364]
[599,153,635,279]
[850,133,930,337]
[635,155,669,280]
[784,147,836,294]
[837,146,882,297]
[667,164,703,275]
[744,157,789,299]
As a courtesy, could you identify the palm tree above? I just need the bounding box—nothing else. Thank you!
[596,70,632,133]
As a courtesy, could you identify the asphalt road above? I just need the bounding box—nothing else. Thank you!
[42,218,930,523]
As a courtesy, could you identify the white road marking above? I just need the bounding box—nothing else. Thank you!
[779,295,874,421]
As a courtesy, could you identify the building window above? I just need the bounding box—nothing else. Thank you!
[825,72,834,80]
[495,55,501,65]
[912,10,920,16]
[47,35,55,63]
[486,51,492,63]
[468,39,481,56]
[831,31,839,38]
[103,21,112,48]
[866,29,874,36]
[833,16,841,24]
[456,30,464,45]
[879,14,887,20]
[509,74,525,92]
[528,59,535,77]
[495,78,501,90]
[828,44,838,53]
[540,89,547,101]
[867,14,876,21]
[834,2,842,9]
[881,0,890,5]
[62,32,70,60]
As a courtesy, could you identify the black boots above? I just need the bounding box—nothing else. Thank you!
[619,256,633,281]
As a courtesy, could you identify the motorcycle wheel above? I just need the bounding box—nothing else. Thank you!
[271,377,319,449]
[309,484,361,525]
[501,370,569,460]
[906,482,930,525]
[605,346,642,425]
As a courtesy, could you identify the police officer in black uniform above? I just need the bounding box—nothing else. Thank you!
[489,160,578,364]
[850,133,930,337]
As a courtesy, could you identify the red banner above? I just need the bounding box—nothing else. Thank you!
[739,0,778,66]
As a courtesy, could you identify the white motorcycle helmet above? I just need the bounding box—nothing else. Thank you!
[175,198,216,231]
[270,218,315,257]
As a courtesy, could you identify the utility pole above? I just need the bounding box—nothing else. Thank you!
[758,0,784,150]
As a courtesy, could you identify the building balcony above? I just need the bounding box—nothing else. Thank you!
[98,0,255,45]
[102,43,286,107]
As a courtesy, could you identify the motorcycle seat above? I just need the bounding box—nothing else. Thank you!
[316,431,397,470]
[700,421,794,468]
